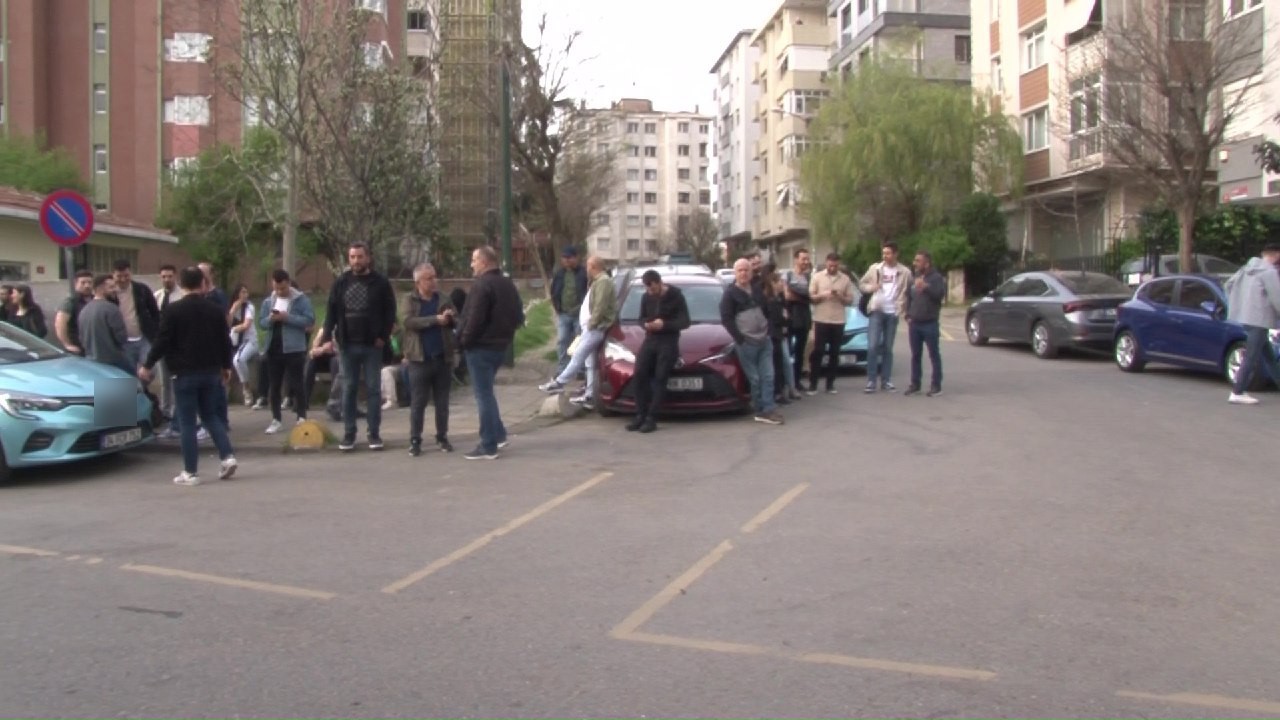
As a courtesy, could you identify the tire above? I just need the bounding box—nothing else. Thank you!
[966,314,989,346]
[1114,331,1145,372]
[0,444,10,486]
[1031,321,1059,359]
[1225,342,1265,391]
[594,370,618,417]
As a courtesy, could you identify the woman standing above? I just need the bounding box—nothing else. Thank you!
[762,268,797,405]
[5,285,47,339]
[228,284,259,406]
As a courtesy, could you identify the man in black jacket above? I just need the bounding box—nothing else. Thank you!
[111,258,161,373]
[318,242,398,452]
[550,246,587,372]
[456,246,524,459]
[627,270,690,434]
[721,259,783,425]
[139,267,238,487]
[904,250,948,397]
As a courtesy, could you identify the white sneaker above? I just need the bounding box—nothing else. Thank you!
[173,471,202,486]
[195,428,210,442]
[218,456,238,480]
[251,400,266,411]
[265,419,283,434]
[295,416,307,426]
[243,396,254,407]
[381,399,395,411]
[1229,393,1260,405]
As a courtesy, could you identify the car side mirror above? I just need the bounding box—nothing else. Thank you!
[988,290,1001,299]
[1201,300,1226,320]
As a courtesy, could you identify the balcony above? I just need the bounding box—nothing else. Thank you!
[1068,129,1103,163]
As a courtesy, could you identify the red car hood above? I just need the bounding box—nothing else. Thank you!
[615,323,735,364]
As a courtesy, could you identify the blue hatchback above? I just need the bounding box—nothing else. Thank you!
[1113,274,1276,388]
[0,322,154,482]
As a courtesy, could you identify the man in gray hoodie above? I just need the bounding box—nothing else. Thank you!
[1225,243,1280,404]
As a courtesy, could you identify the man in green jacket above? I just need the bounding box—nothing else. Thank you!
[538,255,616,410]
[401,263,459,455]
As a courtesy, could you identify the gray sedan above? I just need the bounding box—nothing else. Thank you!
[965,271,1133,359]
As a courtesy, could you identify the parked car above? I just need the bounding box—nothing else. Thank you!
[965,271,1132,358]
[595,273,750,416]
[0,323,154,483]
[715,268,735,285]
[1120,254,1238,288]
[1113,274,1278,389]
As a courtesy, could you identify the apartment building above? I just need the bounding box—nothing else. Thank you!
[710,30,763,242]
[1214,0,1278,207]
[829,0,972,82]
[580,99,714,262]
[751,0,830,261]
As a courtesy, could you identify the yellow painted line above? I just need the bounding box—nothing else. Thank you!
[740,483,809,535]
[610,540,735,638]
[621,631,769,656]
[1117,690,1280,715]
[382,471,613,594]
[120,563,337,601]
[940,327,956,341]
[801,651,997,681]
[84,558,104,565]
[0,544,60,557]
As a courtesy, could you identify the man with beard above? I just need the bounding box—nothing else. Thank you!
[627,270,690,434]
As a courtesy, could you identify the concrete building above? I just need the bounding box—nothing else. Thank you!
[579,99,714,263]
[750,0,830,261]
[710,31,763,242]
[1214,0,1279,207]
[828,0,972,82]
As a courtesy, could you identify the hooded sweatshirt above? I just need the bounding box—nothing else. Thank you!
[1226,257,1280,329]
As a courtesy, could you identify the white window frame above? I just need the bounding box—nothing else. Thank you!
[644,122,657,134]
[93,23,107,53]
[626,122,640,134]
[626,215,641,227]
[678,191,691,204]
[93,145,108,174]
[595,237,611,250]
[363,42,389,68]
[357,0,387,14]
[93,84,108,114]
[1022,24,1046,72]
[1023,108,1049,152]
[644,146,657,157]
[626,238,640,251]
[991,56,1004,94]
[626,192,640,203]
[677,121,689,133]
[626,169,640,181]
[1069,74,1102,159]
[678,145,690,156]
[1224,0,1262,19]
[164,95,211,126]
[596,213,610,226]
[1170,1,1206,39]
[644,215,658,228]
[678,168,691,180]
[643,169,657,181]
[643,192,657,204]
[164,32,211,63]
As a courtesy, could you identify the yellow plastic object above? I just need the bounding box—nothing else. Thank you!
[288,420,327,451]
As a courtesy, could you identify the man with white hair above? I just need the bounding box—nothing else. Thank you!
[538,254,616,410]
[400,263,458,455]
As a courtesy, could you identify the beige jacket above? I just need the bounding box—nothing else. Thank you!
[809,270,854,325]
[858,262,911,317]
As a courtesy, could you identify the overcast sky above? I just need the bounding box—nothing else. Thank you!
[522,0,782,116]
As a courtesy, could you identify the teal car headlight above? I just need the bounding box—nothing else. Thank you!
[0,390,67,420]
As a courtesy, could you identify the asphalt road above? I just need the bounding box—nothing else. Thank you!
[3,317,1278,718]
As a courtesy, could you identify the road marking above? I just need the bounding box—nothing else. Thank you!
[610,539,734,638]
[381,471,613,594]
[1117,690,1280,715]
[623,631,769,656]
[740,483,809,535]
[940,327,956,341]
[120,563,337,600]
[0,544,60,557]
[801,652,996,681]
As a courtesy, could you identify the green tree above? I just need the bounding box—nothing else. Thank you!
[956,193,1009,295]
[0,133,90,195]
[670,208,724,270]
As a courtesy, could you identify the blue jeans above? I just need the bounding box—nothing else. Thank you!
[866,312,900,384]
[554,328,604,395]
[908,320,943,390]
[555,313,581,371]
[173,372,234,474]
[341,344,384,439]
[466,349,507,453]
[1233,325,1280,394]
[736,340,776,414]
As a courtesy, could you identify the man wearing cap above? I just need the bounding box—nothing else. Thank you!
[550,246,588,373]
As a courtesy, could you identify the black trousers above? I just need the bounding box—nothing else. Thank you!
[772,336,788,396]
[809,322,843,390]
[791,323,810,386]
[633,337,679,421]
[268,351,307,421]
[407,356,452,443]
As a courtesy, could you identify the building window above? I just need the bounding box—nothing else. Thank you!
[646,240,659,253]
[0,100,5,124]
[628,146,640,157]
[626,192,640,203]
[357,0,387,13]
[597,142,609,153]
[644,122,657,134]
[164,32,211,62]
[780,135,811,162]
[1022,24,1046,71]
[93,23,107,53]
[955,35,972,64]
[678,145,690,156]
[627,238,640,251]
[644,146,657,157]
[164,96,211,125]
[596,237,611,250]
[644,192,657,204]
[627,169,640,181]
[94,145,108,174]
[1069,74,1103,160]
[678,121,690,133]
[596,213,610,226]
[0,261,30,281]
[644,215,658,228]
[698,167,708,180]
[699,190,711,205]
[1225,0,1262,18]
[678,168,690,180]
[698,143,707,157]
[1171,1,1206,39]
[407,9,431,31]
[626,215,641,227]
[699,123,710,134]
[93,84,108,114]
[858,0,868,12]
[627,122,639,133]
[782,89,829,116]
[1023,108,1048,152]
[362,42,387,68]
[991,56,1003,93]
[678,192,691,204]
[644,169,657,181]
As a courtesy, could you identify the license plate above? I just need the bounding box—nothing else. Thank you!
[666,377,703,391]
[839,355,860,367]
[1091,308,1117,320]
[101,427,142,450]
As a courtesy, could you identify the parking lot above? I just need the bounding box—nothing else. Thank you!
[3,313,1279,717]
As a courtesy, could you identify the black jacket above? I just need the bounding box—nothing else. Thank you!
[550,265,588,314]
[719,282,769,345]
[323,270,398,347]
[143,293,232,375]
[457,268,524,351]
[905,270,947,323]
[124,281,161,340]
[638,285,690,342]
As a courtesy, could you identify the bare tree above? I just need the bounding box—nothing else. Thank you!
[670,208,723,269]
[1070,0,1272,272]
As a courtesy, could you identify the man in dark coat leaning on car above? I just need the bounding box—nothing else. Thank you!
[627,269,690,435]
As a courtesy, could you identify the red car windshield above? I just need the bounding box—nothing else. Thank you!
[618,284,726,324]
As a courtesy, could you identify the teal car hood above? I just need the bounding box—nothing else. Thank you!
[0,355,135,399]
[844,306,869,332]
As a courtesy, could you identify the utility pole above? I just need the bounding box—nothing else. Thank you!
[500,49,515,367]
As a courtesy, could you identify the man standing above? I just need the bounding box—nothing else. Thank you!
[153,264,184,420]
[260,269,315,433]
[401,263,457,456]
[456,246,523,460]
[139,267,238,486]
[550,246,587,372]
[859,242,909,393]
[628,269,690,433]
[1225,243,1280,404]
[721,259,784,425]
[111,259,161,372]
[320,242,398,452]
[199,262,229,316]
[783,249,813,395]
[904,250,947,397]
[538,255,617,410]
[808,252,854,394]
[78,275,134,376]
[55,270,95,355]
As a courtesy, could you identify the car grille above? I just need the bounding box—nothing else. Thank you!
[21,433,55,453]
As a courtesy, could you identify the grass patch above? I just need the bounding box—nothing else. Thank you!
[514,300,554,359]
[542,348,559,363]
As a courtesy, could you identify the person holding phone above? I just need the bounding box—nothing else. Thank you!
[259,269,315,434]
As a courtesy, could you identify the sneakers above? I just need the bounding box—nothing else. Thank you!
[497,438,510,450]
[437,438,454,453]
[754,411,785,425]
[381,399,395,411]
[338,435,356,452]
[904,385,921,396]
[218,456,238,480]
[157,428,179,440]
[463,446,499,460]
[569,395,595,411]
[243,396,254,407]
[409,441,422,457]
[805,386,818,396]
[265,419,283,434]
[173,471,202,486]
[625,418,644,432]
[538,379,566,394]
[295,416,307,426]
[927,386,943,397]
[864,381,877,394]
[195,428,210,442]
[826,387,838,395]
[251,399,266,411]
[368,436,384,451]
[881,382,896,392]
[638,419,657,433]
[1229,392,1260,405]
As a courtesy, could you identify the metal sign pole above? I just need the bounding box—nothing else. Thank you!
[64,247,75,295]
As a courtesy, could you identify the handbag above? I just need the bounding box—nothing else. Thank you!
[857,289,872,316]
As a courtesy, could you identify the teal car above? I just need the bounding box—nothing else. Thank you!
[0,322,153,483]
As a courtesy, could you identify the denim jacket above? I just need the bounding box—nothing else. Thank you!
[258,288,315,354]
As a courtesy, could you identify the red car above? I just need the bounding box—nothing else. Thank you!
[595,272,750,416]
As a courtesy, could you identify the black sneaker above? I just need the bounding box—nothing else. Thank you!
[437,438,454,453]
[338,435,356,452]
[368,436,384,451]
[927,387,943,397]
[408,441,422,457]
[638,419,657,433]
[463,446,498,460]
[904,385,921,396]
[625,418,644,432]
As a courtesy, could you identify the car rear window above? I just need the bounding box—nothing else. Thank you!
[619,284,726,324]
[1055,273,1129,295]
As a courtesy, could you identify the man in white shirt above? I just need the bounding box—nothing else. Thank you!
[859,242,910,393]
[153,264,184,422]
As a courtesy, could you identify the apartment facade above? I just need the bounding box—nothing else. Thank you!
[829,0,972,82]
[710,30,762,241]
[580,99,714,262]
[751,0,830,261]
[1214,0,1278,207]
